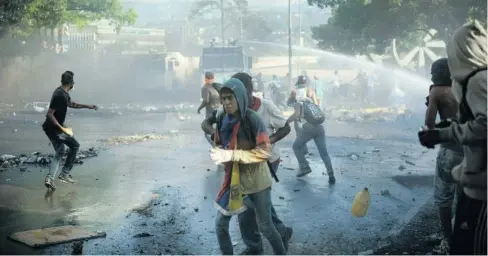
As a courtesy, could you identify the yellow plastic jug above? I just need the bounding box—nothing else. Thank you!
[351,187,370,217]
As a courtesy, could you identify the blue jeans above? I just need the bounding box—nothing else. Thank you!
[215,187,286,255]
[292,123,334,175]
[238,160,287,253]
[45,132,80,179]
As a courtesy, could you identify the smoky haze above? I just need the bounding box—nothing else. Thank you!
[0,1,200,108]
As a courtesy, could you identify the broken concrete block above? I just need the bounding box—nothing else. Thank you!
[0,154,16,162]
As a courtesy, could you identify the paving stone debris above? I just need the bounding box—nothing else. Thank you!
[0,148,99,169]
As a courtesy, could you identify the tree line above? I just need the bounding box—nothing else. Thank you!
[0,0,137,40]
[307,0,487,54]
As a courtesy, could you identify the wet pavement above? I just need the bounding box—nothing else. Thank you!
[0,106,439,254]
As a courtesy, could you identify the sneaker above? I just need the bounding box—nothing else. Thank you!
[283,226,293,251]
[432,239,450,255]
[44,177,56,190]
[58,174,76,184]
[296,168,312,178]
[239,248,264,255]
[328,175,336,185]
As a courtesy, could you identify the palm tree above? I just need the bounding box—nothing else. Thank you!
[189,0,248,45]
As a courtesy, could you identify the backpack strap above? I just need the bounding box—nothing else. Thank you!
[459,67,487,123]
[458,67,487,169]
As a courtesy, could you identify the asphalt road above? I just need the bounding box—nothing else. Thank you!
[0,105,440,255]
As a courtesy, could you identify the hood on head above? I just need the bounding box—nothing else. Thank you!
[222,78,248,118]
[447,20,487,82]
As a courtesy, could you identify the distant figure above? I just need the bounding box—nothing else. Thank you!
[198,71,222,144]
[272,74,279,83]
[388,74,405,107]
[256,72,264,92]
[287,75,312,155]
[331,70,341,96]
[42,71,98,189]
[351,70,368,101]
[312,75,325,108]
[366,72,377,104]
[286,87,335,183]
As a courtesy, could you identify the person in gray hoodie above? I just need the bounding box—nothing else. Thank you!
[418,20,487,255]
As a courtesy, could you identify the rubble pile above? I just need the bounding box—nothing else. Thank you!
[324,106,411,123]
[98,134,168,146]
[0,147,99,169]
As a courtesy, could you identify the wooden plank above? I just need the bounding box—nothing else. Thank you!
[9,225,106,248]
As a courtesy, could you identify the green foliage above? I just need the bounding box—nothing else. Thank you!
[0,0,33,37]
[5,0,137,38]
[308,0,487,54]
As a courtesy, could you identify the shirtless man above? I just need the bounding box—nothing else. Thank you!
[424,58,463,254]
[197,71,221,144]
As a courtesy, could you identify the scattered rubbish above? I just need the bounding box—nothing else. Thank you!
[98,134,168,146]
[24,156,38,164]
[8,225,106,248]
[133,232,152,238]
[405,160,416,166]
[380,189,390,196]
[72,241,83,255]
[398,165,406,171]
[335,152,361,160]
[325,106,409,123]
[194,207,199,212]
[142,106,158,112]
[351,187,370,217]
[358,249,374,255]
[1,154,16,161]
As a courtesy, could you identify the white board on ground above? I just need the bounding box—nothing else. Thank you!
[9,225,106,248]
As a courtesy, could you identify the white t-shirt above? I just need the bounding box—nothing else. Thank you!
[332,74,341,88]
[295,87,308,101]
[256,98,287,163]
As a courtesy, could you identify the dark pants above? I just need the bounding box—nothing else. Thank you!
[215,160,286,255]
[450,191,487,255]
[45,131,80,179]
[215,188,286,255]
[292,123,334,175]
